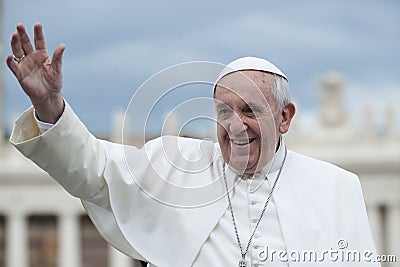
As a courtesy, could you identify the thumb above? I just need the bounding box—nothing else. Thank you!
[51,43,66,74]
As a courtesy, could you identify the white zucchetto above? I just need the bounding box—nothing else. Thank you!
[216,56,287,83]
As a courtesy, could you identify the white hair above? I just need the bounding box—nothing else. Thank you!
[271,74,292,111]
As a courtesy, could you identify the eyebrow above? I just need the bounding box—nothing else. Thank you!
[246,102,263,110]
[216,103,230,109]
[215,102,267,110]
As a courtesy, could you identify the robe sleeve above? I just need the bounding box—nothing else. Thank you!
[9,102,147,260]
[10,103,107,199]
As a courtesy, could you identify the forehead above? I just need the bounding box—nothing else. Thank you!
[214,70,276,106]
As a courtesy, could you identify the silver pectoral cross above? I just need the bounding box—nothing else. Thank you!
[239,259,247,267]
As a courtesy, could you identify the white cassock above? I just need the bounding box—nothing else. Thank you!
[10,103,379,267]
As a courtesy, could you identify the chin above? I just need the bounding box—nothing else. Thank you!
[228,158,258,174]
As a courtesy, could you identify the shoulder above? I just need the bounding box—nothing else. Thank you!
[101,135,210,152]
[143,135,217,164]
[145,135,206,148]
[99,136,218,171]
[286,149,360,186]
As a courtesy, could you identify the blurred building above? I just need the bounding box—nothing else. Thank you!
[0,72,399,267]
[285,73,400,266]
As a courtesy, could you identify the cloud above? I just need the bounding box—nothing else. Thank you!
[3,0,399,134]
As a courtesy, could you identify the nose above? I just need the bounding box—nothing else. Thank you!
[228,114,248,135]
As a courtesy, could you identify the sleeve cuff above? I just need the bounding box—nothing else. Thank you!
[34,110,56,133]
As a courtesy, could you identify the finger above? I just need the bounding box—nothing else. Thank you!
[11,32,24,58]
[33,23,46,51]
[6,54,21,80]
[51,44,66,74]
[16,24,34,55]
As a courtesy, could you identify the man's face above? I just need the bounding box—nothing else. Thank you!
[215,70,281,174]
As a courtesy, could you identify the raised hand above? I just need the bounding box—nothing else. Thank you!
[6,23,66,124]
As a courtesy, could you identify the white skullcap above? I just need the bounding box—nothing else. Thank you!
[216,56,287,83]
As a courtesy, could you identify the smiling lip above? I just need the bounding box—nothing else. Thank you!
[231,138,256,146]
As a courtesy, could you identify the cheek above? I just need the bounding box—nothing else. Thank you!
[257,119,279,144]
[216,123,231,162]
[216,120,229,137]
[247,119,264,137]
[216,122,224,137]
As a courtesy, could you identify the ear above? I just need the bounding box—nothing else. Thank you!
[279,103,296,134]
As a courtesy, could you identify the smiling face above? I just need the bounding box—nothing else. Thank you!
[215,70,291,174]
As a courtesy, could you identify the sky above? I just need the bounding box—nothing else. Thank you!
[2,0,400,137]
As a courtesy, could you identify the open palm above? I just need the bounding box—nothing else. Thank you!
[6,23,66,123]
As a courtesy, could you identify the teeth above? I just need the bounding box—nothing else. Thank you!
[232,139,252,145]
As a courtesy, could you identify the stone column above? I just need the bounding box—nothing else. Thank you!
[367,205,384,254]
[108,245,132,267]
[6,213,28,267]
[386,204,400,259]
[58,213,81,267]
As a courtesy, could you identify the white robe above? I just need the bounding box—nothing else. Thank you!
[10,103,379,267]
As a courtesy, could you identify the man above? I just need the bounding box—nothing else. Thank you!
[7,23,379,266]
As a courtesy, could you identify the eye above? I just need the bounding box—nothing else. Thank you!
[217,108,233,119]
[217,105,233,119]
[243,107,256,118]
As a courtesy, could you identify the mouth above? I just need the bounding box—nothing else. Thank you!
[230,138,256,146]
